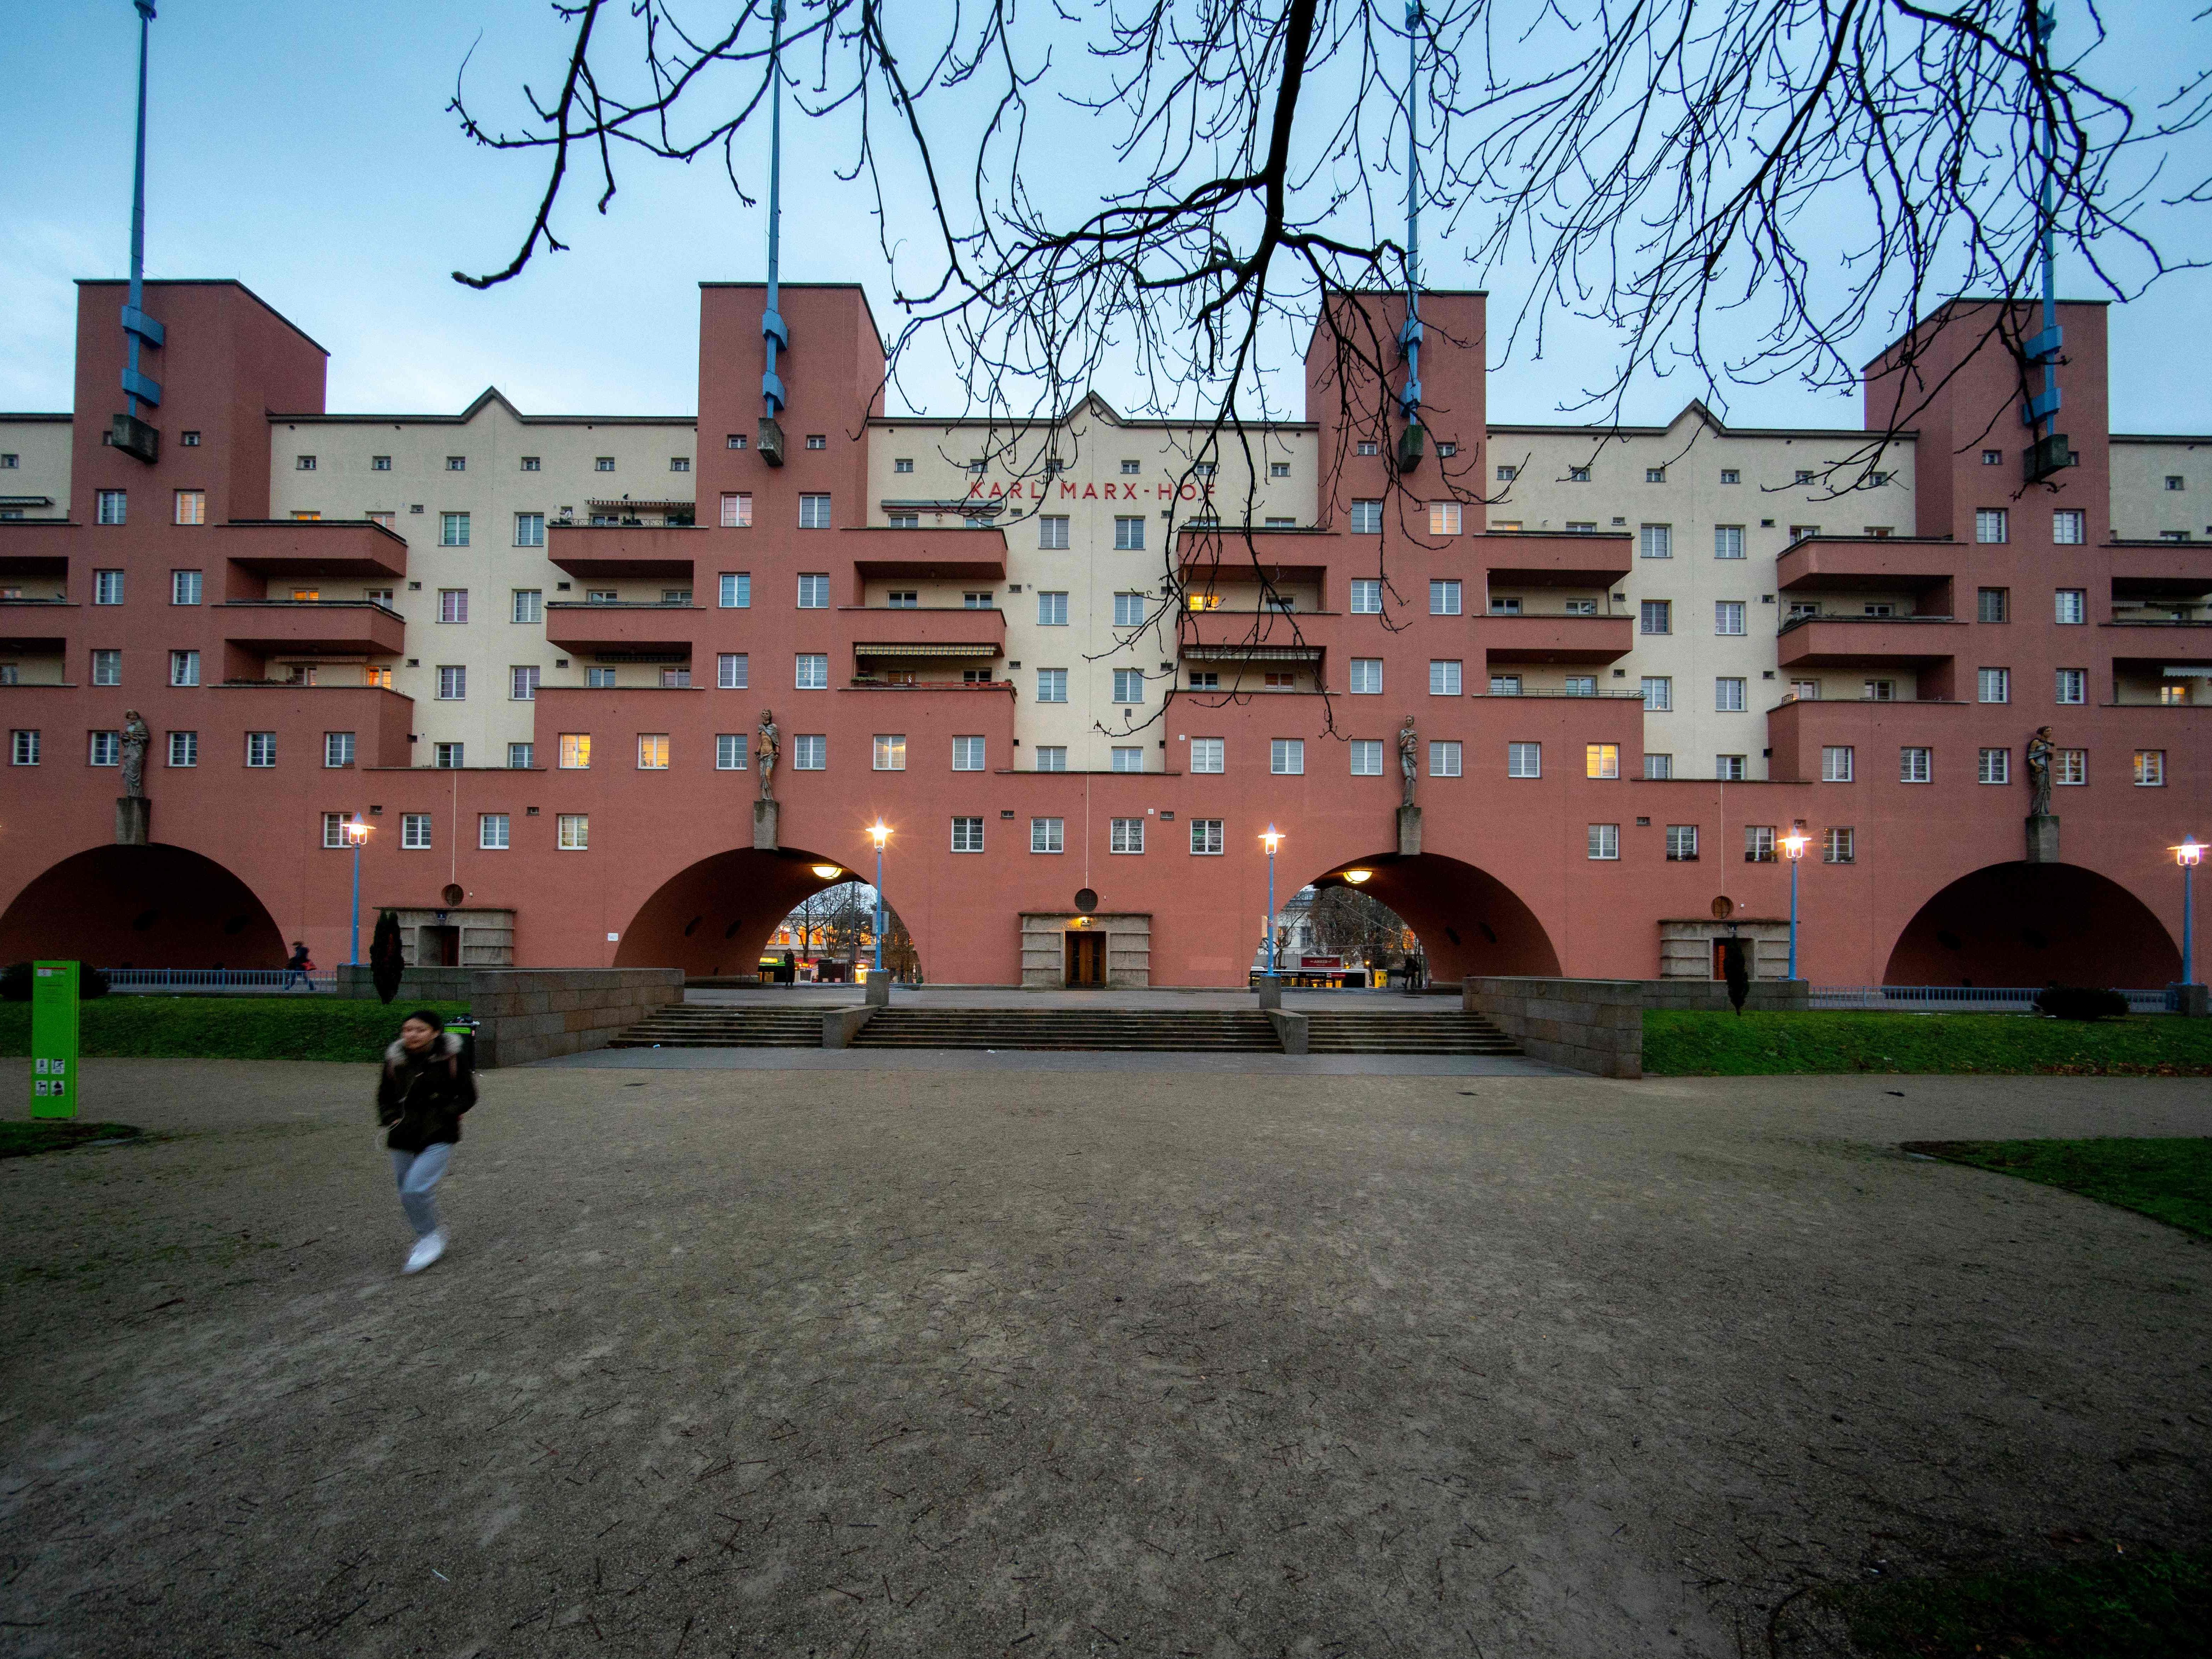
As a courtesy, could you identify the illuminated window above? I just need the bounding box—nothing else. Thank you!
[1585,743,1619,779]
[559,733,592,769]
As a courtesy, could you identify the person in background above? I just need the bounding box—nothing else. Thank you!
[375,1009,476,1274]
[282,940,315,992]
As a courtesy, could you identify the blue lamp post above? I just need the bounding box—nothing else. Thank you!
[2176,836,2203,987]
[1779,827,1810,981]
[346,814,369,964]
[867,821,891,978]
[1260,824,1283,980]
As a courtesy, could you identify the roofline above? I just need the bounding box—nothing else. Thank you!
[269,384,695,427]
[866,416,1322,433]
[73,277,330,357]
[2110,433,2212,445]
[698,280,886,357]
[0,412,73,423]
[1861,295,2112,373]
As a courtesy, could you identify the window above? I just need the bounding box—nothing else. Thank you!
[1270,738,1305,775]
[706,651,746,692]
[1788,524,1821,542]
[1489,674,1523,695]
[2167,475,2187,491]
[91,569,124,605]
[2052,509,2085,545]
[1745,826,1775,862]
[1424,579,1463,617]
[1642,676,1672,711]
[1715,601,1745,636]
[2057,748,2087,786]
[2053,588,2088,627]
[1977,667,2010,704]
[1428,660,1462,696]
[1356,440,1379,457]
[1109,746,1143,774]
[798,494,832,529]
[1036,667,1068,703]
[437,588,469,625]
[1037,516,1070,550]
[88,730,120,767]
[1565,598,1597,616]
[936,734,983,775]
[1106,591,1145,628]
[698,732,741,772]
[1349,739,1384,776]
[1507,742,1541,778]
[436,512,470,548]
[1982,449,2003,466]
[166,731,197,768]
[495,664,536,704]
[166,569,204,608]
[161,487,208,529]
[1268,460,1292,479]
[1564,676,1597,697]
[796,573,829,609]
[1111,515,1146,552]
[89,649,121,686]
[1584,743,1619,780]
[170,649,199,687]
[1977,587,2009,623]
[1587,823,1620,860]
[1190,819,1225,854]
[1642,754,1673,780]
[661,667,691,689]
[498,587,540,628]
[1978,747,2010,784]
[2055,668,2085,705]
[507,742,534,769]
[636,733,671,770]
[557,813,590,850]
[708,490,753,533]
[790,734,826,770]
[1900,746,1931,783]
[1429,740,1462,778]
[587,667,617,689]
[1106,816,1147,854]
[366,453,387,470]
[1715,754,1747,781]
[389,812,432,850]
[429,665,462,701]
[1032,746,1067,772]
[10,729,38,766]
[1639,524,1672,559]
[1348,658,1382,695]
[1822,827,1855,864]
[2134,749,2166,787]
[1349,579,1382,614]
[96,490,126,525]
[321,812,351,849]
[869,733,907,772]
[1493,464,1520,484]
[1191,737,1225,773]
[1350,500,1383,534]
[1031,817,1065,853]
[1640,600,1671,635]
[1110,668,1144,704]
[708,572,750,613]
[1715,677,1747,712]
[1708,524,1746,561]
[558,733,592,770]
[1974,508,2008,544]
[930,815,980,856]
[1565,464,1591,484]
[1821,744,1854,782]
[243,731,276,769]
[1037,590,1069,626]
[796,654,829,689]
[1665,825,1698,862]
[1429,502,1463,537]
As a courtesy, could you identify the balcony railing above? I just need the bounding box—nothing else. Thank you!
[218,599,406,656]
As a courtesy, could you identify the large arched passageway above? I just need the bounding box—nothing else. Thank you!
[1883,861,2179,987]
[0,844,288,969]
[614,846,921,980]
[1293,851,1562,982]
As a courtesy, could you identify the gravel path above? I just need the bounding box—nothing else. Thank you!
[1,1060,2206,1657]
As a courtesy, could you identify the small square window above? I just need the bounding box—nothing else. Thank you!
[2166,475,2186,491]
[1645,466,1666,484]
[370,454,389,470]
[296,455,317,471]
[594,457,615,472]
[1981,449,2003,466]
[1719,469,1740,485]
[805,434,826,451]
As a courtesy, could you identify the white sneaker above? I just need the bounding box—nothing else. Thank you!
[403,1229,446,1275]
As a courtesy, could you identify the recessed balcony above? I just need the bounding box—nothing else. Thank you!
[0,520,76,579]
[1776,614,1961,668]
[1479,612,1634,665]
[544,600,702,655]
[842,604,1007,657]
[1477,529,1635,589]
[218,599,406,656]
[845,525,1009,583]
[1777,536,1955,593]
[547,523,701,580]
[1179,605,1337,658]
[222,520,409,580]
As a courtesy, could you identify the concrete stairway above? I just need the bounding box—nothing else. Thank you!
[1303,1010,1520,1055]
[608,1007,833,1048]
[851,1008,1281,1053]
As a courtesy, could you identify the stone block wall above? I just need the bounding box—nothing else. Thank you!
[466,969,684,1067]
[332,966,478,1003]
[1464,976,1811,1077]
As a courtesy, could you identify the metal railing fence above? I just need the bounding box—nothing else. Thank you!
[1811,984,2184,1013]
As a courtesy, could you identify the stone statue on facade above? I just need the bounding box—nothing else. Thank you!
[1398,715,1418,807]
[756,708,780,801]
[120,710,150,799]
[2026,725,2055,818]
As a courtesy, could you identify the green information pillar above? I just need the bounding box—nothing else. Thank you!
[30,961,80,1120]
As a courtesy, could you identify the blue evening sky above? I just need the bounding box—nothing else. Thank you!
[4,1,2208,433]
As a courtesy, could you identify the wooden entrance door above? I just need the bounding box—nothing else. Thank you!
[1065,931,1105,987]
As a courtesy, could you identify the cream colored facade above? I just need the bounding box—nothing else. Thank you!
[0,414,74,529]
[2109,435,2212,541]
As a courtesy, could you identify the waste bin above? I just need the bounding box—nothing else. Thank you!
[444,1016,480,1068]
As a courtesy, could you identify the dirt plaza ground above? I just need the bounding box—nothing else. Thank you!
[0,1058,2206,1657]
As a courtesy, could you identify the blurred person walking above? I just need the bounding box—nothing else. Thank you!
[375,1009,475,1273]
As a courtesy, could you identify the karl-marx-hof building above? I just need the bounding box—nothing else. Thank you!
[0,276,2204,989]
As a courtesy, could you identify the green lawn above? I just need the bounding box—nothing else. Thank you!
[1643,1010,2212,1077]
[0,997,469,1064]
[0,1121,144,1158]
[1825,1547,2211,1658]
[1901,1137,2212,1239]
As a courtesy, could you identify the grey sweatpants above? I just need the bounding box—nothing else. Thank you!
[390,1143,454,1239]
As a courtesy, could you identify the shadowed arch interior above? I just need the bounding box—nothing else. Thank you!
[0,844,287,970]
[615,847,903,977]
[1884,861,2180,988]
[1303,852,1562,981]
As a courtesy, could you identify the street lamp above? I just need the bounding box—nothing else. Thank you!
[866,821,892,976]
[1259,825,1284,980]
[1341,869,1372,885]
[2175,836,2203,987]
[1779,827,1810,982]
[345,814,370,965]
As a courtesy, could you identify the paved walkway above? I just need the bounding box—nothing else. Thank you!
[540,1045,1565,1075]
[1,1059,2206,1657]
[686,983,1463,1011]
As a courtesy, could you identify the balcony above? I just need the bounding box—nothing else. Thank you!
[1776,614,1961,668]
[544,600,701,656]
[217,599,406,656]
[0,597,75,654]
[1179,605,1335,664]
[0,520,76,580]
[547,523,702,580]
[843,604,1006,652]
[1477,529,1635,589]
[2107,539,2212,600]
[1479,612,1635,665]
[1777,536,1955,593]
[221,519,409,580]
[844,525,1008,583]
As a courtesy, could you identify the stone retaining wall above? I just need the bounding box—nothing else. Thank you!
[1463,976,1812,1077]
[332,966,477,1003]
[466,969,684,1067]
